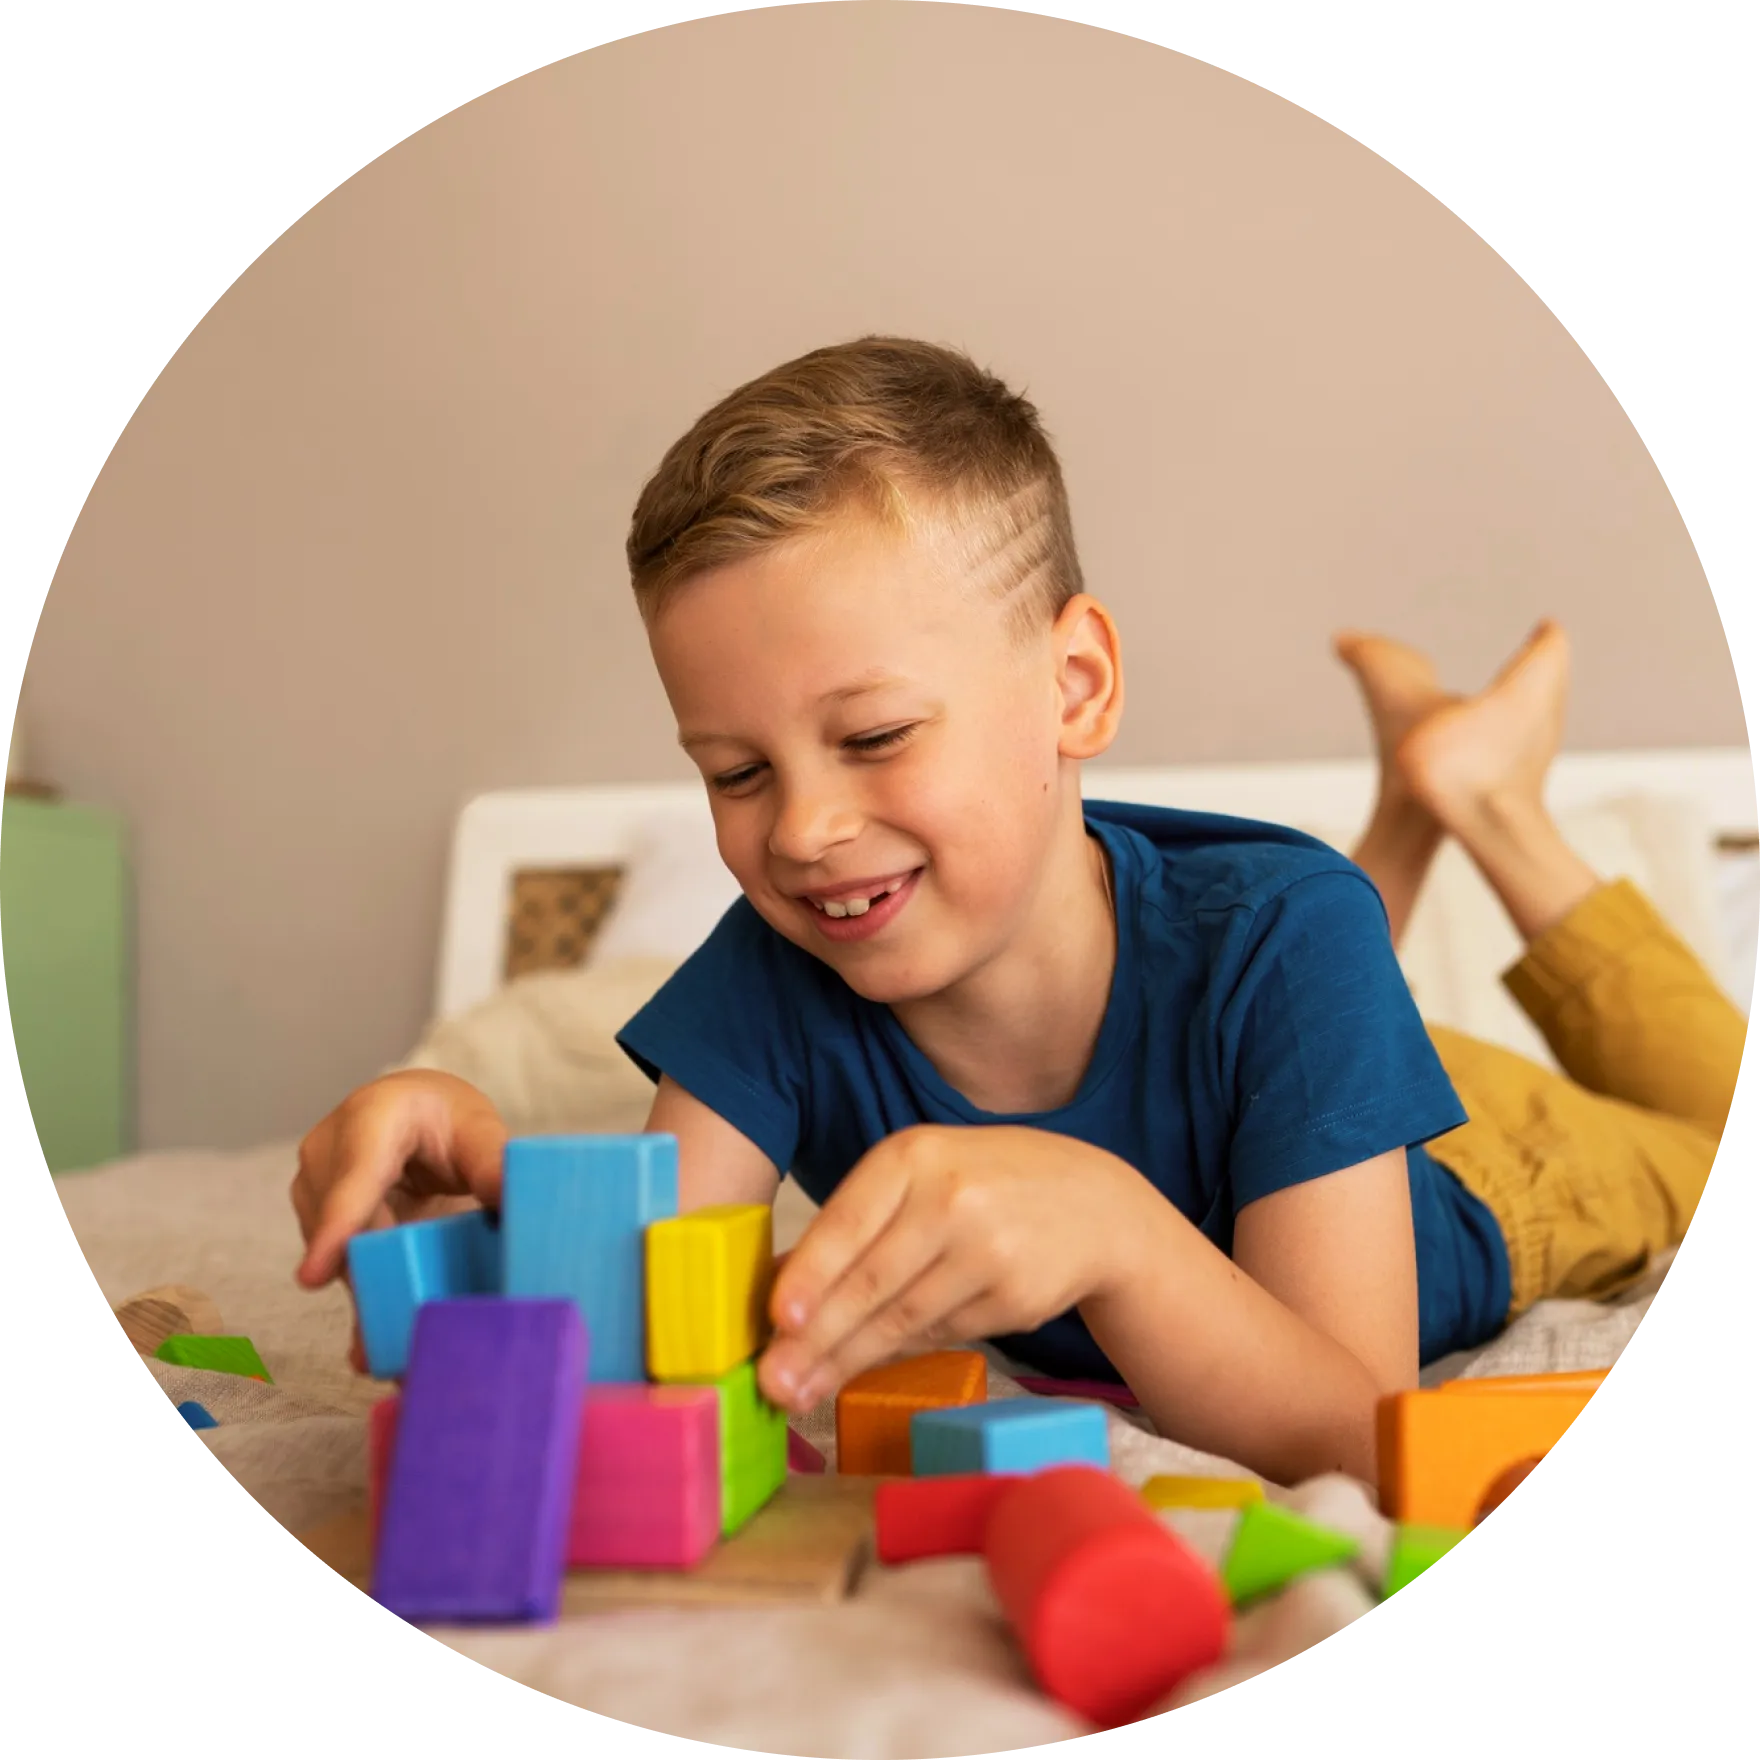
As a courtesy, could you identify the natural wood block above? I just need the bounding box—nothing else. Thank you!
[114,1285,224,1356]
[298,1472,885,1612]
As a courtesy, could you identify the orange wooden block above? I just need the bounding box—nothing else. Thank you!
[1442,1369,1608,1397]
[1377,1370,1604,1528]
[836,1350,987,1475]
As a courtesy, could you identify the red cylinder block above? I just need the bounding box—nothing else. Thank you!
[983,1466,1230,1726]
[875,1474,1015,1564]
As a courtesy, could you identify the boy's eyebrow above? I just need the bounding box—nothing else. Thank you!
[677,672,915,750]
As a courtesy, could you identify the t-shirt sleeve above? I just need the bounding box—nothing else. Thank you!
[614,901,809,1175]
[1221,867,1468,1210]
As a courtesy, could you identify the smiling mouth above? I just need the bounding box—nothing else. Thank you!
[806,876,910,920]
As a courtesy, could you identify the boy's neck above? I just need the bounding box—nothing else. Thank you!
[888,806,1117,1116]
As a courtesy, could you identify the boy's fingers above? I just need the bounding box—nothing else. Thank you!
[451,1107,509,1208]
[764,1212,942,1398]
[764,1257,987,1413]
[296,1106,424,1287]
[770,1151,912,1331]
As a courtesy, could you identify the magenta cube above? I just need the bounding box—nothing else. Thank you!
[569,1385,721,1569]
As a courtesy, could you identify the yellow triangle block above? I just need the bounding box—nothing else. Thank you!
[1140,1474,1264,1511]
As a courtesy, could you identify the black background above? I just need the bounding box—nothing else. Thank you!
[20,17,1738,1731]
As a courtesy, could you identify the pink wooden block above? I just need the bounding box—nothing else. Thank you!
[569,1384,721,1569]
[368,1394,399,1542]
[1014,1375,1140,1409]
[370,1384,721,1571]
[787,1428,826,1474]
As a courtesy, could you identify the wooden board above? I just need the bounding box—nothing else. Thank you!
[295,1472,889,1612]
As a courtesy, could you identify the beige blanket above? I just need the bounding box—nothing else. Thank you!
[56,1136,1666,1755]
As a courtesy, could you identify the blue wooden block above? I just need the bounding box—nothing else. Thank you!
[345,1209,501,1380]
[177,1400,218,1430]
[501,1134,678,1383]
[910,1396,1110,1476]
[371,1297,586,1625]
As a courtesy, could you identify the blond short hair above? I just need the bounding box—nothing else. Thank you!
[627,336,1083,635]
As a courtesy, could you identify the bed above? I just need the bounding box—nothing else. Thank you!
[53,748,1755,1754]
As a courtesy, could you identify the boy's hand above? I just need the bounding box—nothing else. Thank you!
[755,1125,1151,1413]
[290,1071,508,1365]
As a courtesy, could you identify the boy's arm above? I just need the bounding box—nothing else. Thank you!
[645,1073,781,1210]
[1078,1147,1417,1485]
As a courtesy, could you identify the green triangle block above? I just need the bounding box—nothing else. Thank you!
[1382,1523,1468,1598]
[1220,1499,1359,1604]
[154,1335,272,1382]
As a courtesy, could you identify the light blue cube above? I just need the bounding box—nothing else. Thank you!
[911,1396,1110,1476]
[501,1134,679,1383]
[345,1208,502,1379]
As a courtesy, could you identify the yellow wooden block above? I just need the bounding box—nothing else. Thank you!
[646,1203,773,1380]
[1139,1474,1265,1511]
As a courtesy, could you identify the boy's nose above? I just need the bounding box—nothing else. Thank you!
[767,780,862,865]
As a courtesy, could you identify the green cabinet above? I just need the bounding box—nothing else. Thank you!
[0,795,132,1172]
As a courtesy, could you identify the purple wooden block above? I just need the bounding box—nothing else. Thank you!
[371,1297,587,1624]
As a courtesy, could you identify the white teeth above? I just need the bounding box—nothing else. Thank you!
[811,877,907,919]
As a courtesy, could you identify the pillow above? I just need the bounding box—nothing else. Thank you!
[399,955,679,1135]
[587,804,744,968]
[1297,792,1733,1068]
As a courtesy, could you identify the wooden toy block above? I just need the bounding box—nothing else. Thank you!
[685,1359,787,1536]
[115,1284,224,1356]
[875,1473,1013,1563]
[570,1385,721,1569]
[912,1396,1108,1478]
[788,1429,827,1474]
[177,1400,218,1430]
[1140,1474,1264,1512]
[1220,1499,1359,1605]
[1382,1522,1468,1598]
[836,1349,987,1476]
[983,1465,1229,1727]
[502,1133,678,1383]
[1474,1457,1537,1518]
[371,1297,586,1625]
[645,1202,773,1380]
[344,1208,501,1380]
[367,1395,399,1542]
[372,1381,722,1568]
[153,1335,271,1381]
[1377,1375,1600,1528]
[1014,1375,1140,1409]
[1443,1369,1608,1397]
[302,1473,880,1611]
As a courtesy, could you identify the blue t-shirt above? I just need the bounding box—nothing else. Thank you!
[617,801,1512,1375]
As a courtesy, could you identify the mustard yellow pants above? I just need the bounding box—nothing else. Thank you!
[1425,878,1747,1319]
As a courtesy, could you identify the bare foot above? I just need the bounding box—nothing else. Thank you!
[1394,620,1570,837]
[1333,631,1454,786]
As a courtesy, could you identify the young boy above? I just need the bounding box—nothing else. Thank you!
[291,338,1739,1489]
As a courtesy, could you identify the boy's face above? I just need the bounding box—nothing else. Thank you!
[647,512,1079,1005]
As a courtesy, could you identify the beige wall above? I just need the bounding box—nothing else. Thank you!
[21,2,1744,1152]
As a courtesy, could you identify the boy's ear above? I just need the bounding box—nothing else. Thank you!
[1052,595,1125,761]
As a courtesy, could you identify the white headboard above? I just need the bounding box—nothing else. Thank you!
[434,747,1756,1022]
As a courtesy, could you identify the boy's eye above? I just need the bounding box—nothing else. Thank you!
[845,724,916,756]
[707,721,915,792]
[704,770,760,799]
